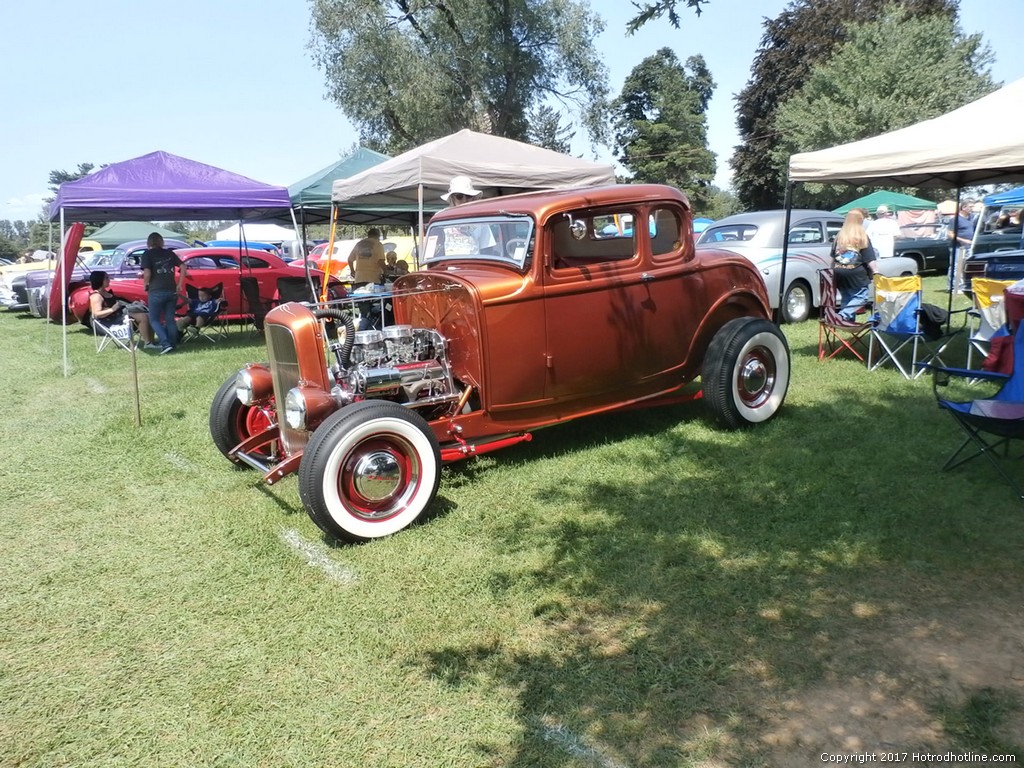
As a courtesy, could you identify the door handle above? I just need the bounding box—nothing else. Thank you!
[641,272,654,282]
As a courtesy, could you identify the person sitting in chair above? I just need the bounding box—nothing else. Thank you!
[88,270,156,348]
[831,210,878,320]
[176,287,218,336]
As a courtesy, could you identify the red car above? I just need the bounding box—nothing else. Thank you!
[69,247,341,324]
[210,184,790,543]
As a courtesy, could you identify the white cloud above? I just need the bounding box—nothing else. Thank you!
[3,193,49,222]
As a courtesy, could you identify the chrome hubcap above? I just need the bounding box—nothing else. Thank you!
[352,451,402,502]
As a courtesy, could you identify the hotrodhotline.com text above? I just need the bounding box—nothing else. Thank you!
[820,752,1017,763]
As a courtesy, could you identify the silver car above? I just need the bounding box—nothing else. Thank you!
[696,209,918,322]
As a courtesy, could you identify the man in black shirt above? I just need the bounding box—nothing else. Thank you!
[141,233,187,354]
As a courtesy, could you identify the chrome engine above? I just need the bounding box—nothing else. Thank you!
[330,324,458,409]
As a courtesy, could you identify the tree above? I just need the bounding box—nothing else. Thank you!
[527,104,576,154]
[613,49,716,209]
[48,163,95,196]
[730,0,958,211]
[772,8,994,209]
[307,0,609,154]
[626,0,709,34]
[702,185,740,220]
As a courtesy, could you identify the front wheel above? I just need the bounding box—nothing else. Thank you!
[781,280,811,323]
[703,317,790,429]
[209,374,276,466]
[298,401,441,542]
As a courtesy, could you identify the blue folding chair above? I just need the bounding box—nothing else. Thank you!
[868,274,965,379]
[922,325,1024,499]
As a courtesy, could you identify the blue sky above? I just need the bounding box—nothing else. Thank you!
[1,0,1020,221]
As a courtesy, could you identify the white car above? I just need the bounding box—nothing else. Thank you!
[696,209,918,322]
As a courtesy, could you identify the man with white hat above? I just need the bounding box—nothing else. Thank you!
[865,204,900,260]
[442,175,482,207]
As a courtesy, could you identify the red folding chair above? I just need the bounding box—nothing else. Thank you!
[818,269,871,362]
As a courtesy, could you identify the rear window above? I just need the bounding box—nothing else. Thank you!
[698,224,757,244]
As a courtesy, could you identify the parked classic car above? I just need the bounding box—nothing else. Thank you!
[69,246,341,325]
[960,212,1024,294]
[963,248,1024,290]
[891,223,952,275]
[695,210,918,323]
[209,184,791,543]
[0,255,59,310]
[21,239,192,317]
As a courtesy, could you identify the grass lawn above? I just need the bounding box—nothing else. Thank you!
[1,277,1021,767]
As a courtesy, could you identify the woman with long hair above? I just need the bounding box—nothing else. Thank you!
[88,270,156,347]
[831,209,878,320]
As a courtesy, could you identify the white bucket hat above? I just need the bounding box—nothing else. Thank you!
[441,175,482,202]
[875,204,890,214]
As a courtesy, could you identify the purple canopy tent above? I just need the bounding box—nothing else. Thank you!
[48,150,293,222]
[48,151,297,377]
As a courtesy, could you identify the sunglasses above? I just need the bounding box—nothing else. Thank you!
[450,193,469,203]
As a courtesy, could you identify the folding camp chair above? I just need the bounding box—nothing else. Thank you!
[180,283,227,343]
[817,268,871,362]
[275,275,321,305]
[92,312,136,353]
[240,276,270,335]
[966,278,1015,370]
[868,274,965,379]
[922,325,1024,499]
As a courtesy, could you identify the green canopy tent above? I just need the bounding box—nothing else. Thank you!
[287,146,391,225]
[833,190,938,215]
[84,221,191,248]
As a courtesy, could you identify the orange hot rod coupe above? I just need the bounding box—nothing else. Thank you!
[209,184,790,542]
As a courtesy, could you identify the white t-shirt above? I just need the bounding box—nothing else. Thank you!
[866,216,901,259]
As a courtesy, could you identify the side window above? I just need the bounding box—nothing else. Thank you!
[788,222,824,244]
[240,256,270,269]
[550,208,637,270]
[826,221,842,243]
[186,257,218,270]
[650,208,682,258]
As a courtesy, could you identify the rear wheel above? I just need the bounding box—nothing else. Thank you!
[781,280,811,323]
[703,318,790,429]
[299,401,441,542]
[209,374,276,467]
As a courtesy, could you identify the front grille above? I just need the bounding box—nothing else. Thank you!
[266,322,307,454]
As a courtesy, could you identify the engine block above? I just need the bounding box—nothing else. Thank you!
[335,325,457,407]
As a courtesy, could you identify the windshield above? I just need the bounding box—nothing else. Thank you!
[423,216,534,269]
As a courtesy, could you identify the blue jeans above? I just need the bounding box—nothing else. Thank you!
[948,246,969,291]
[148,290,179,349]
[837,285,872,320]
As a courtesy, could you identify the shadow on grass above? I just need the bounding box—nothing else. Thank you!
[420,388,1024,765]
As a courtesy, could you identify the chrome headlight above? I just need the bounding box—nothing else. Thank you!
[284,387,307,430]
[235,370,257,405]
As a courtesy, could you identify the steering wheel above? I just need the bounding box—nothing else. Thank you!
[505,238,527,258]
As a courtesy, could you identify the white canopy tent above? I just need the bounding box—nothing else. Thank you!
[330,129,617,234]
[782,78,1024,322]
[215,222,297,243]
[789,77,1024,188]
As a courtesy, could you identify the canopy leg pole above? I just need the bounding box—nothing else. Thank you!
[946,188,963,333]
[292,207,317,300]
[776,181,795,325]
[320,205,339,303]
[60,209,69,378]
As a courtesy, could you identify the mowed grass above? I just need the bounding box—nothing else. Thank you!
[1,278,1021,767]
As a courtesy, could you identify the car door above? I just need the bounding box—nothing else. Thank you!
[786,216,835,306]
[541,204,692,402]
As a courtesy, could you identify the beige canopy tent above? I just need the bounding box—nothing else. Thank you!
[330,129,616,233]
[789,77,1024,188]
[780,77,1024,322]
